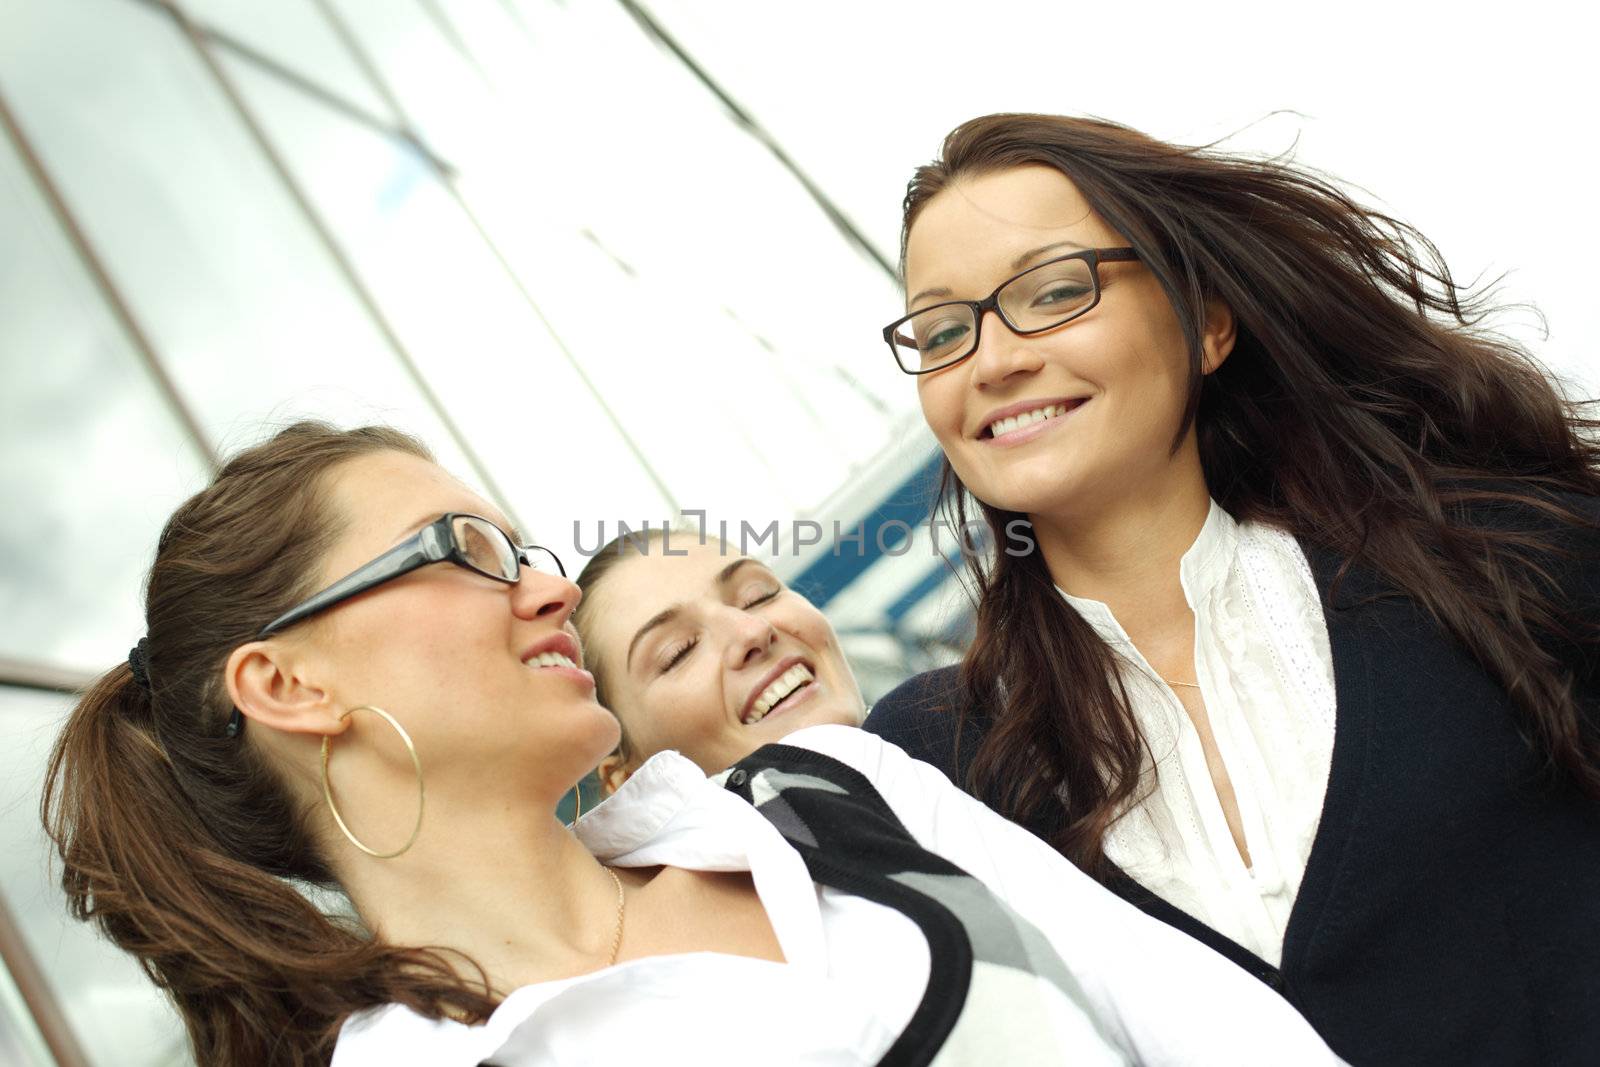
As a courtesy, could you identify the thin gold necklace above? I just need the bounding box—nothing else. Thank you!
[1163,678,1202,690]
[603,867,626,966]
[441,868,625,1024]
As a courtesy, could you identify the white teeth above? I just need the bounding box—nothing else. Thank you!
[988,402,1072,439]
[746,664,814,724]
[527,651,577,670]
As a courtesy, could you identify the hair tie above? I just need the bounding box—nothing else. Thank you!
[127,638,152,691]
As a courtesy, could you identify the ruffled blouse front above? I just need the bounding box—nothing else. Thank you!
[1059,502,1338,966]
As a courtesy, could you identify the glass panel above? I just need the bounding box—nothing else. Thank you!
[323,0,494,166]
[0,687,189,1067]
[493,0,909,439]
[343,0,911,518]
[582,0,907,258]
[0,0,486,495]
[220,52,675,550]
[0,954,54,1067]
[0,127,210,673]
[181,0,398,125]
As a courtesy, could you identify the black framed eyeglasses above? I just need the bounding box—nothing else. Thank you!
[882,247,1140,375]
[257,513,565,638]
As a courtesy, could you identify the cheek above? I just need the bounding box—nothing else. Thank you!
[776,600,839,651]
[916,373,967,443]
[784,609,856,690]
[1094,327,1191,428]
[334,594,475,681]
[1109,284,1191,381]
[627,670,726,750]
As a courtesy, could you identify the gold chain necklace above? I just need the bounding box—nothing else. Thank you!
[1163,678,1202,690]
[441,866,625,1024]
[603,867,626,967]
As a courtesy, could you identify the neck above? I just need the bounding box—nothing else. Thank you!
[333,780,619,993]
[1028,456,1212,648]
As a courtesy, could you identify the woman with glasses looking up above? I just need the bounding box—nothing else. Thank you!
[46,421,1338,1066]
[866,113,1600,1065]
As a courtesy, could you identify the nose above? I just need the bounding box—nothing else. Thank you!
[968,307,1044,389]
[511,568,581,627]
[722,605,777,670]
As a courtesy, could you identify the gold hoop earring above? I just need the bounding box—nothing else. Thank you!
[321,705,424,859]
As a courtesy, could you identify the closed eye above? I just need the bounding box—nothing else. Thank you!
[742,590,780,610]
[660,636,698,673]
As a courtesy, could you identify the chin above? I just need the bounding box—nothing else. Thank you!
[789,700,864,735]
[576,703,623,758]
[958,458,1099,518]
[959,481,1060,519]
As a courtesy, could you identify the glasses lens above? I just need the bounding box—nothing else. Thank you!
[892,304,977,372]
[453,516,519,580]
[522,545,567,579]
[999,256,1096,330]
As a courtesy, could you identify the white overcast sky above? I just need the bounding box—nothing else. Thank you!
[646,0,1598,392]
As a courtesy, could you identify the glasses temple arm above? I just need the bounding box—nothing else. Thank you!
[257,536,435,637]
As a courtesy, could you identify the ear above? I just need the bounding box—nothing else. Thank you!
[1199,297,1237,375]
[224,640,347,740]
[596,751,638,796]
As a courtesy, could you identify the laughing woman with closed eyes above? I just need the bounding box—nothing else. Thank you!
[567,531,1349,1063]
[865,113,1600,1065]
[46,421,1338,1066]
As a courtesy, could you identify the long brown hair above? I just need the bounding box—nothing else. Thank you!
[42,422,499,1066]
[903,113,1600,876]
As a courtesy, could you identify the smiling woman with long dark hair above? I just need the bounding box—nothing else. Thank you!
[866,113,1600,1065]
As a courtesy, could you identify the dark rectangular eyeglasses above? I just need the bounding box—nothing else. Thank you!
[257,513,565,638]
[882,247,1140,375]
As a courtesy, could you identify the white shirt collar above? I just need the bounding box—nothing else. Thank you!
[574,746,831,973]
[1057,499,1239,645]
[571,747,709,859]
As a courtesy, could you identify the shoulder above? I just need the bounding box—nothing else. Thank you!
[776,722,911,779]
[1302,488,1600,598]
[1456,485,1600,538]
[862,666,984,785]
[773,724,997,846]
[332,1003,489,1066]
[775,724,982,818]
[1453,487,1600,607]
[865,665,967,727]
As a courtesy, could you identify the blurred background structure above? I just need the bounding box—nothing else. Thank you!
[1,0,1594,1062]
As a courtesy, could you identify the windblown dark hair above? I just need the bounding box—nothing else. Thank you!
[904,113,1600,876]
[42,422,498,1066]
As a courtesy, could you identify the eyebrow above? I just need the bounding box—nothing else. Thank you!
[395,510,524,547]
[624,557,763,670]
[1011,239,1086,270]
[907,240,1090,310]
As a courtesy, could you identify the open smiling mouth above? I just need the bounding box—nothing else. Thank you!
[525,651,579,670]
[743,663,815,725]
[980,399,1087,440]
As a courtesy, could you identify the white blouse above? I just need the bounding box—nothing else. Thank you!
[1058,501,1337,966]
[332,726,1339,1065]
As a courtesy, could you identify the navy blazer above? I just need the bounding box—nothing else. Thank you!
[866,528,1600,1066]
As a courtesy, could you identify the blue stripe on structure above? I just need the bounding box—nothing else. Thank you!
[791,451,944,607]
[884,558,960,625]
